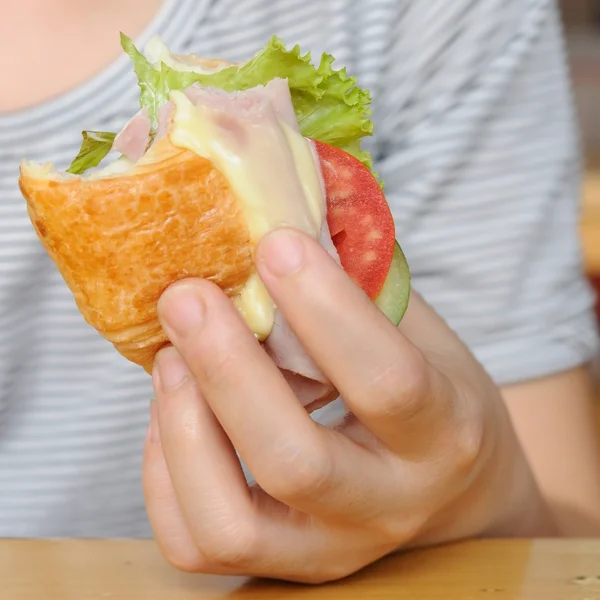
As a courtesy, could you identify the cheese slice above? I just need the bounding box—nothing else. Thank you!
[145,36,232,75]
[169,88,325,339]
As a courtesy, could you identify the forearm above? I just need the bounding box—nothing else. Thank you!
[502,366,600,536]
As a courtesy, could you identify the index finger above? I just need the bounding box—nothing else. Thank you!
[156,279,388,522]
[255,228,451,453]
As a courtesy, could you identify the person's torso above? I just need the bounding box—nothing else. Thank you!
[0,0,577,538]
[0,0,405,537]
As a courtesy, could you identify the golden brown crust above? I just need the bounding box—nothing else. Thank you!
[19,138,253,373]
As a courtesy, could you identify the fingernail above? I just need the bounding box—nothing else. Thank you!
[160,284,205,336]
[259,229,305,277]
[155,346,190,391]
[148,402,160,444]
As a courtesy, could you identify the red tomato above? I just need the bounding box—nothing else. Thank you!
[313,140,396,300]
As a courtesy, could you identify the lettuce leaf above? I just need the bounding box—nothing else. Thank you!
[120,33,171,135]
[294,52,375,172]
[154,36,375,173]
[69,35,377,179]
[66,131,116,175]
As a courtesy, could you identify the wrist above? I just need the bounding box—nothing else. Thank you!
[483,440,558,537]
[475,410,558,538]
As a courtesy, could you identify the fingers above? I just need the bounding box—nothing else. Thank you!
[147,350,261,571]
[156,282,385,523]
[279,370,338,413]
[255,228,452,453]
[142,402,206,572]
[147,347,395,581]
[156,281,321,491]
[141,228,477,581]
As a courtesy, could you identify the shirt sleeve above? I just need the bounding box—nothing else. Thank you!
[371,0,599,385]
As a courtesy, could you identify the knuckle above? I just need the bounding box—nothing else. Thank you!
[390,515,427,545]
[162,544,205,573]
[366,513,426,547]
[361,352,430,420]
[451,420,486,476]
[259,439,334,501]
[199,521,260,569]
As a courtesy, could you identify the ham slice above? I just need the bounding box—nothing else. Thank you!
[114,78,339,408]
[114,78,299,161]
[264,218,340,409]
[263,217,340,376]
[113,109,151,162]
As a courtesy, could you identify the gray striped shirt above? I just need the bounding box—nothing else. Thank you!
[0,0,597,538]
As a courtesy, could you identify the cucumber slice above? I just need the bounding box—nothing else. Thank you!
[374,241,411,326]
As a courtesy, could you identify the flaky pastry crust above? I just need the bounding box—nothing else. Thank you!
[19,137,253,372]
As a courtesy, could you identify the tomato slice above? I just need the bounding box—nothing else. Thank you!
[313,140,396,300]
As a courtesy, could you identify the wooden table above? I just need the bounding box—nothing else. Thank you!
[2,539,600,599]
[1,169,598,599]
[583,169,600,277]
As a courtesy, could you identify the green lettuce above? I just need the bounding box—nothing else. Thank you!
[66,131,116,175]
[120,33,172,135]
[68,34,377,178]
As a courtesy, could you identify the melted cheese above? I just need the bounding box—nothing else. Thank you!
[145,36,230,75]
[169,90,325,339]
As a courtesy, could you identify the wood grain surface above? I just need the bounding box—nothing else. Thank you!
[1,538,600,599]
[583,169,600,276]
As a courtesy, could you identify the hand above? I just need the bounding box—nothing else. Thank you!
[143,228,556,583]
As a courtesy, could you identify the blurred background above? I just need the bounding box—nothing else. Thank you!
[558,1,600,415]
[561,0,600,317]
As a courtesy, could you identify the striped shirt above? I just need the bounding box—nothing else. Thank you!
[0,0,597,538]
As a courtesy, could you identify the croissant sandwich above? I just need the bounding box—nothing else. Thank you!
[19,34,410,401]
